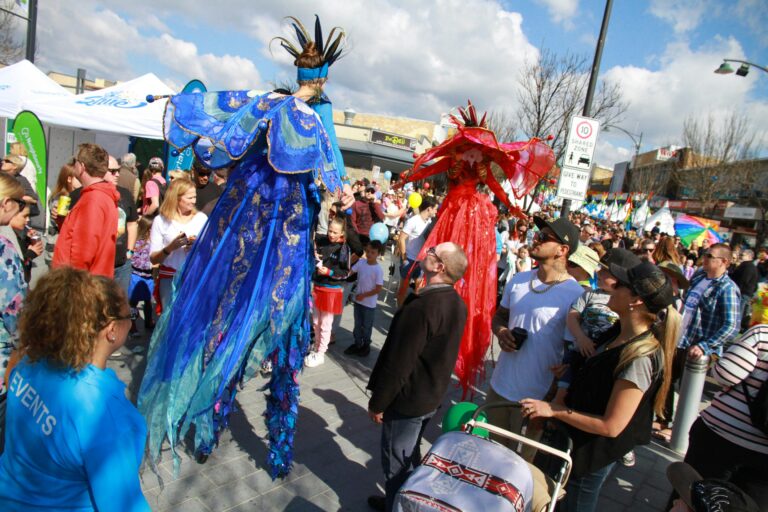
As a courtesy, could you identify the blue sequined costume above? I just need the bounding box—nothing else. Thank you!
[137,91,342,479]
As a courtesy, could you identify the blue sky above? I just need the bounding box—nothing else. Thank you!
[9,0,768,168]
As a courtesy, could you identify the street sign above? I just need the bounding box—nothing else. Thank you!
[557,115,600,201]
[556,167,592,201]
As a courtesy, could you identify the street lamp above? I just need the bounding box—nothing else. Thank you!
[604,124,642,195]
[714,59,768,76]
[604,124,643,163]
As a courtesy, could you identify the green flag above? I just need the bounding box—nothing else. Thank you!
[13,110,47,207]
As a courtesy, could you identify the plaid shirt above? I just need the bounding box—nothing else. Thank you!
[678,269,741,356]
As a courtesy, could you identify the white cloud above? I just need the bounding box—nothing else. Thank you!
[648,0,714,34]
[534,0,579,29]
[735,0,768,46]
[595,36,768,167]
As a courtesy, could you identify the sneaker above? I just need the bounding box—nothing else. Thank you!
[367,495,385,511]
[109,350,122,359]
[304,352,325,368]
[355,345,371,357]
[621,450,636,467]
[344,344,361,355]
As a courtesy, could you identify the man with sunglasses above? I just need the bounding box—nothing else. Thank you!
[192,160,222,212]
[661,243,741,436]
[486,216,584,458]
[367,242,468,511]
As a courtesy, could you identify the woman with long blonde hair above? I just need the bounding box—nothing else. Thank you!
[521,261,680,512]
[148,176,207,311]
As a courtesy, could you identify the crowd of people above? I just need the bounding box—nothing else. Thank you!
[0,16,766,512]
[0,146,765,511]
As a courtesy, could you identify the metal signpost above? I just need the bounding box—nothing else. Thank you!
[556,116,600,202]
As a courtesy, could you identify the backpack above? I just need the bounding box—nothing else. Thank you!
[150,177,167,204]
[742,377,768,435]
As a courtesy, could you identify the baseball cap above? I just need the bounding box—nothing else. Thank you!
[658,260,690,290]
[533,216,579,255]
[148,157,164,170]
[609,261,676,314]
[667,462,760,512]
[568,244,600,277]
[600,247,641,270]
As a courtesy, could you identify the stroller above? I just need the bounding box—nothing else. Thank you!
[395,402,572,512]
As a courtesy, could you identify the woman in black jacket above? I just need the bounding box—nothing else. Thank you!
[521,262,681,512]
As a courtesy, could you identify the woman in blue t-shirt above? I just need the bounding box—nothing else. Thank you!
[0,267,149,511]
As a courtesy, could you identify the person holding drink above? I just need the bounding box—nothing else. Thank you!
[148,177,207,312]
[44,161,80,268]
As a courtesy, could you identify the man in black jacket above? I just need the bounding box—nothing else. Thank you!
[366,242,468,511]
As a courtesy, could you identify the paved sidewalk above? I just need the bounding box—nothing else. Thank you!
[109,262,683,511]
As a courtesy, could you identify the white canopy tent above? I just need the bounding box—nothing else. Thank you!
[644,201,676,235]
[21,73,173,140]
[0,59,71,118]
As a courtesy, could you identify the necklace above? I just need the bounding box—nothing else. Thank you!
[528,270,568,294]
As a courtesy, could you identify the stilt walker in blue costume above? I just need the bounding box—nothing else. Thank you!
[137,16,348,479]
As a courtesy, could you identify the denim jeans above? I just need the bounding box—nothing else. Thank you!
[381,409,435,512]
[113,260,132,295]
[353,302,376,348]
[560,462,616,512]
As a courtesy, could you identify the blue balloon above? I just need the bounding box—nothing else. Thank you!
[384,170,392,180]
[369,223,389,244]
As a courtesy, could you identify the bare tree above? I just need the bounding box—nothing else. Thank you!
[503,48,627,166]
[0,2,24,65]
[673,113,759,213]
[485,109,518,144]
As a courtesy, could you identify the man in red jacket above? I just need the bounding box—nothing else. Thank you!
[53,143,119,278]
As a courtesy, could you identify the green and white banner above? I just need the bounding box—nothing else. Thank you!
[13,110,47,206]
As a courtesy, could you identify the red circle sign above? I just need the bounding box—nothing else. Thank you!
[576,121,593,139]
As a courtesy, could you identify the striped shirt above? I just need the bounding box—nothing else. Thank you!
[701,324,768,454]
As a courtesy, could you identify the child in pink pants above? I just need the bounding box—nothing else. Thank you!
[305,217,353,367]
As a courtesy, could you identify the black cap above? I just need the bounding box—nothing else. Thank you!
[600,248,641,270]
[609,261,676,314]
[533,216,579,255]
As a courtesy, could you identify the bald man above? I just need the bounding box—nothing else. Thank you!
[367,242,469,511]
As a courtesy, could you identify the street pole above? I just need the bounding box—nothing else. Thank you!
[561,0,613,218]
[25,0,37,62]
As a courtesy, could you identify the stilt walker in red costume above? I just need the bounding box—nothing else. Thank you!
[396,101,555,397]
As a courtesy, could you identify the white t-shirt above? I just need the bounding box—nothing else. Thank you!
[149,212,208,271]
[352,259,384,309]
[490,269,585,401]
[402,214,430,260]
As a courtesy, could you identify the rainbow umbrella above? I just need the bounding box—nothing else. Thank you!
[674,214,723,247]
